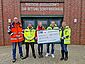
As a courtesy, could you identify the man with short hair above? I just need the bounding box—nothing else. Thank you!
[8,17,24,63]
[23,23,36,59]
[45,21,59,58]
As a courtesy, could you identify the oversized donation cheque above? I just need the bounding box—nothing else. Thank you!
[37,30,61,44]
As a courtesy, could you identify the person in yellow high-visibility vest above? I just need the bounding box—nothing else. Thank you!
[60,22,71,61]
[23,23,36,59]
[45,21,59,58]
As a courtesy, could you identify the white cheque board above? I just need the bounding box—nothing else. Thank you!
[37,30,61,44]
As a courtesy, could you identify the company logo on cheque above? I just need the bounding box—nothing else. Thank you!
[38,31,43,34]
[39,31,47,34]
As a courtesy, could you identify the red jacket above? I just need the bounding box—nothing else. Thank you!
[36,26,45,37]
[10,22,24,43]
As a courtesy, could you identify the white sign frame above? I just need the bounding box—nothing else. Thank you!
[37,30,61,44]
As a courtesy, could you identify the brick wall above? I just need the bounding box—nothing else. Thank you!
[0,0,4,46]
[64,0,82,44]
[0,0,85,45]
[20,0,64,2]
[80,0,85,44]
[2,0,20,45]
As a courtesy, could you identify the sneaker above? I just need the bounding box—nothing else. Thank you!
[12,59,16,63]
[51,54,55,58]
[45,53,50,57]
[20,56,24,60]
[41,54,43,58]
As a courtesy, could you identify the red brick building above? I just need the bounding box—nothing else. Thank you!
[0,0,85,46]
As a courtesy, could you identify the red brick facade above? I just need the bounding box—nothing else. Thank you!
[0,0,85,46]
[64,0,85,44]
[0,0,4,46]
[2,0,21,45]
[64,0,82,44]
[80,0,85,44]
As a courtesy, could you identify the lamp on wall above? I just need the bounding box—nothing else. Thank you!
[74,19,77,23]
[8,19,11,23]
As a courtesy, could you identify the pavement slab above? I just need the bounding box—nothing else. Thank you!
[0,44,85,64]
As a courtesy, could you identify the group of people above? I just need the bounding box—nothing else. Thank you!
[8,17,71,63]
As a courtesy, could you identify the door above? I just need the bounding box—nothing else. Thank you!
[21,18,36,29]
[21,17,63,29]
[37,19,48,29]
[49,17,63,28]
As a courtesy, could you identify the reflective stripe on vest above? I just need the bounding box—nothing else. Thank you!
[19,37,23,39]
[64,40,70,44]
[11,38,17,40]
[18,32,23,34]
[16,35,20,37]
[13,32,17,34]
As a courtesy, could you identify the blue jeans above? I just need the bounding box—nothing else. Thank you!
[12,42,23,59]
[47,43,54,54]
[61,40,68,52]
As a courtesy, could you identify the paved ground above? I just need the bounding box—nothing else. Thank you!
[0,44,85,64]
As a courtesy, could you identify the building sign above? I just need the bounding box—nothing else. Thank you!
[21,3,64,15]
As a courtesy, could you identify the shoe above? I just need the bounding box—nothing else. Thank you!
[45,53,50,57]
[41,54,43,58]
[60,50,64,61]
[22,56,29,59]
[38,55,41,58]
[12,59,16,63]
[60,57,64,60]
[33,55,36,58]
[20,54,23,59]
[20,56,24,60]
[38,52,40,56]
[64,52,68,61]
[51,54,55,58]
[64,57,68,61]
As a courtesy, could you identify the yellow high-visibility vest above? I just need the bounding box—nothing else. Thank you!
[24,27,35,42]
[47,24,59,30]
[60,26,71,44]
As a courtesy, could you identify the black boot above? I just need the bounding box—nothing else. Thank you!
[38,51,41,58]
[38,52,43,58]
[22,52,29,60]
[38,54,42,58]
[33,54,36,58]
[23,44,29,59]
[60,50,64,61]
[64,52,68,61]
[40,54,43,58]
[40,52,43,58]
[22,55,29,59]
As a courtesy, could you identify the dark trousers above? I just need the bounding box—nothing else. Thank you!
[25,42,35,57]
[61,40,68,52]
[47,43,54,54]
[12,42,23,59]
[38,44,43,55]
